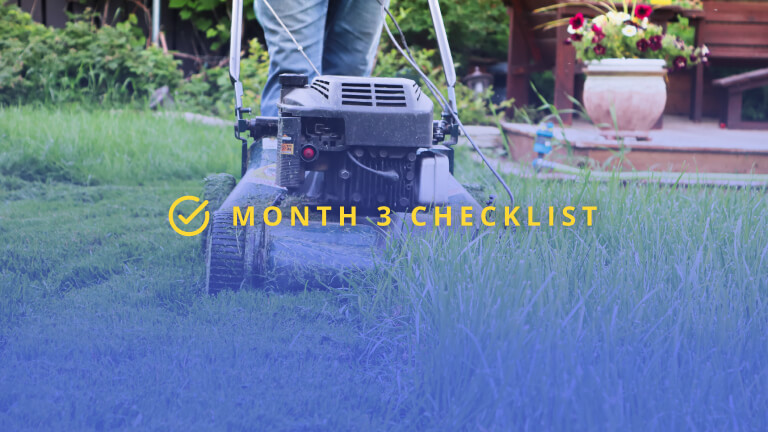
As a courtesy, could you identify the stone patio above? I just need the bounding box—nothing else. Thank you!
[501,116,768,175]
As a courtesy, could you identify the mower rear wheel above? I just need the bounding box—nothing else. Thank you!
[205,211,246,294]
[200,173,236,254]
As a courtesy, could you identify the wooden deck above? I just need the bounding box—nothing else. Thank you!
[501,116,768,174]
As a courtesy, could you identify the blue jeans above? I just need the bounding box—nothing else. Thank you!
[254,0,388,116]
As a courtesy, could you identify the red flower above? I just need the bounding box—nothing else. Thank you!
[690,54,698,63]
[673,56,687,70]
[636,38,650,52]
[569,13,585,30]
[591,24,606,43]
[635,4,653,19]
[594,44,607,56]
[649,35,663,51]
[572,33,583,42]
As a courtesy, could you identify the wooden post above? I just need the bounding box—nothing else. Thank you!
[506,6,530,111]
[44,0,68,28]
[726,90,742,129]
[690,17,704,122]
[553,8,575,125]
[19,0,43,23]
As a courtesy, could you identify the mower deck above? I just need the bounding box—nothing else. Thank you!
[204,143,480,293]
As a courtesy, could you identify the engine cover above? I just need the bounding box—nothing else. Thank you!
[273,74,440,213]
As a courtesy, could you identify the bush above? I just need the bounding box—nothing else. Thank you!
[0,4,503,124]
[0,5,183,106]
[174,39,270,117]
[168,0,256,52]
[387,0,509,71]
[0,5,274,115]
[0,6,182,106]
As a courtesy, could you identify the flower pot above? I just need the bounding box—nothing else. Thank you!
[583,59,667,139]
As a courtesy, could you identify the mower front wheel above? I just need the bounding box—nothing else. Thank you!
[204,211,247,294]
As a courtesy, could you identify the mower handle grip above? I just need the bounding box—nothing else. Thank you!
[240,116,279,140]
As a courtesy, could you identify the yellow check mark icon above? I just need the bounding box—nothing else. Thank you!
[169,196,210,237]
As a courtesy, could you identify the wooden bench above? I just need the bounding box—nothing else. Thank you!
[691,1,768,122]
[712,67,768,129]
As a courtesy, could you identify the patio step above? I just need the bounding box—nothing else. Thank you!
[501,116,768,174]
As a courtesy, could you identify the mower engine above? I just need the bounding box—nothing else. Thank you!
[204,0,499,293]
[246,73,455,213]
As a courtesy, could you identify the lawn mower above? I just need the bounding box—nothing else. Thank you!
[204,0,514,293]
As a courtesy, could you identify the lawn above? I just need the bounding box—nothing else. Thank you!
[1,107,767,431]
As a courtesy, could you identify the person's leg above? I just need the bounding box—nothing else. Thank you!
[322,0,388,76]
[254,0,328,116]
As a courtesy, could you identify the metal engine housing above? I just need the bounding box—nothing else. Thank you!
[274,74,438,212]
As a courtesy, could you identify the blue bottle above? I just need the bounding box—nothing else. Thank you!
[532,122,556,172]
[533,122,554,156]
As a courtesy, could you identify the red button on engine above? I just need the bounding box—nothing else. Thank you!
[302,147,316,160]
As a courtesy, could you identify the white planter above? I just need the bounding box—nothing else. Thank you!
[583,58,667,138]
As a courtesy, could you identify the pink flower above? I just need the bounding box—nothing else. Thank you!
[564,34,583,45]
[635,4,653,20]
[594,44,607,56]
[569,13,585,30]
[591,24,606,43]
[636,38,650,52]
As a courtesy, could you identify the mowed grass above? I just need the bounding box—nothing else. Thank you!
[0,106,238,185]
[0,182,391,430]
[1,107,767,431]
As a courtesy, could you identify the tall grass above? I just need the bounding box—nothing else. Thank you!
[351,170,768,430]
[0,107,238,185]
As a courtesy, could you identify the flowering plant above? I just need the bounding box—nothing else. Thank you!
[562,2,709,70]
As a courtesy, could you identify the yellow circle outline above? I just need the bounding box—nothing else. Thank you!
[168,196,210,237]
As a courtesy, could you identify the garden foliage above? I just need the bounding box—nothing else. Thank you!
[172,39,270,117]
[162,0,509,68]
[388,0,509,70]
[0,5,271,116]
[0,6,181,106]
[168,0,256,52]
[1,4,500,122]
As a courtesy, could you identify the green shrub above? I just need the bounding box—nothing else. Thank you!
[175,39,270,117]
[168,0,507,66]
[388,0,509,71]
[168,0,256,52]
[0,5,182,106]
[0,4,504,124]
